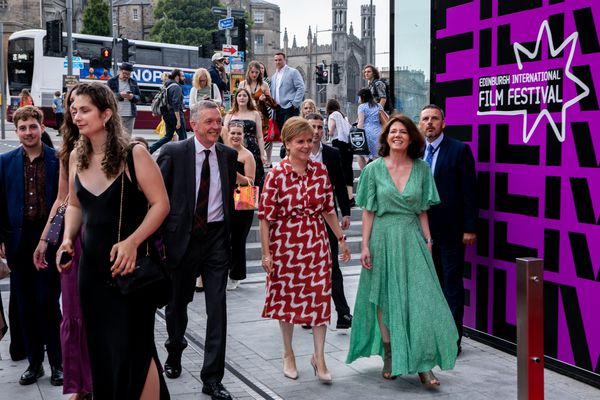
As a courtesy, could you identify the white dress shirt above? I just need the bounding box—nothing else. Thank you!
[309,143,324,164]
[424,133,444,174]
[194,137,224,222]
[272,67,285,104]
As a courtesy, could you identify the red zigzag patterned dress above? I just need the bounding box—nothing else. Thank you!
[258,159,335,326]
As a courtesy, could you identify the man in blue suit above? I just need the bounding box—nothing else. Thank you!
[419,104,477,355]
[0,106,62,386]
[267,52,305,165]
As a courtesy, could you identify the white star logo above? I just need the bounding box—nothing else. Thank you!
[477,20,590,143]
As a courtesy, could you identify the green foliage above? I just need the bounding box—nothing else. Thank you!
[81,0,111,37]
[150,0,223,46]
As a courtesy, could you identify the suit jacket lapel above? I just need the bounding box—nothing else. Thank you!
[185,139,196,214]
[216,143,229,208]
[434,136,449,179]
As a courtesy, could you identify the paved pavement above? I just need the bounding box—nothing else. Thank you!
[1,269,598,400]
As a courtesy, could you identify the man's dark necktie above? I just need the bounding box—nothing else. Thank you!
[425,144,435,168]
[193,149,211,235]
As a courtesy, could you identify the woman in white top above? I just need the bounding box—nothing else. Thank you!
[189,68,222,107]
[327,99,355,204]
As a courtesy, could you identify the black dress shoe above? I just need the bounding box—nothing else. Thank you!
[202,382,232,400]
[336,313,353,329]
[19,364,44,385]
[50,366,64,386]
[164,362,182,379]
[457,344,462,357]
[195,286,204,293]
[301,324,311,330]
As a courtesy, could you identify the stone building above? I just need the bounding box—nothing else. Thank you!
[114,0,155,40]
[0,0,85,43]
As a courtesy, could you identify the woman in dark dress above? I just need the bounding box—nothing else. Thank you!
[224,87,266,188]
[57,83,170,400]
[224,120,257,290]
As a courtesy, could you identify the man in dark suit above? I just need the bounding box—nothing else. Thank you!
[419,104,477,354]
[157,100,237,400]
[305,113,353,328]
[0,106,62,386]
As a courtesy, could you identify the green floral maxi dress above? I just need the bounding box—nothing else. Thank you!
[346,158,458,375]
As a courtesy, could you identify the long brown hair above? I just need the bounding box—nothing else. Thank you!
[228,87,257,114]
[378,114,425,159]
[73,83,129,178]
[58,85,80,170]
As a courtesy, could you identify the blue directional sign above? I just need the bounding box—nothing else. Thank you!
[218,17,235,30]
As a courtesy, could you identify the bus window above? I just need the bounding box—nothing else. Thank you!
[138,86,160,106]
[74,39,105,61]
[163,48,190,68]
[8,38,34,96]
[136,46,162,66]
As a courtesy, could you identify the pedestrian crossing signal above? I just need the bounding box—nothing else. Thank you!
[100,47,112,69]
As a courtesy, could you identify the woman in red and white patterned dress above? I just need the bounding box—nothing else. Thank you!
[259,117,351,384]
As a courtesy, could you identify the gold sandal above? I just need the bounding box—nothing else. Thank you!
[382,342,397,380]
[419,370,440,387]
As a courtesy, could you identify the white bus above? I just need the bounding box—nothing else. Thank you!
[7,29,210,129]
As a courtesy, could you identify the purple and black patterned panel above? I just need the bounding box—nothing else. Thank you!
[431,0,600,376]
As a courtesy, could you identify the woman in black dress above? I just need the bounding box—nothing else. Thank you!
[57,83,170,399]
[224,87,266,188]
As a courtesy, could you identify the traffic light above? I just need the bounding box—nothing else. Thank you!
[234,18,247,54]
[332,63,340,84]
[100,47,112,69]
[121,39,136,62]
[45,20,62,55]
[316,64,328,84]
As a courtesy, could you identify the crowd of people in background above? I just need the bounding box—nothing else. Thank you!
[0,52,477,400]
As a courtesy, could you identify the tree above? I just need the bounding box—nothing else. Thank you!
[81,0,110,37]
[150,0,223,46]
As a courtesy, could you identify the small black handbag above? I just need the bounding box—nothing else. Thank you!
[349,126,370,155]
[114,147,171,307]
[47,198,68,246]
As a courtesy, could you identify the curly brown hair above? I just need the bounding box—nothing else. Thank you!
[72,83,129,178]
[58,85,80,170]
[378,114,425,159]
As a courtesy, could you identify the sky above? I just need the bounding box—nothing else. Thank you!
[267,0,390,69]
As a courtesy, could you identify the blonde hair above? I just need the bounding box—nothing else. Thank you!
[192,68,212,89]
[282,117,312,155]
[160,72,170,83]
[300,99,317,117]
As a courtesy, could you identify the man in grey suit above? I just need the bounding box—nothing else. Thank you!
[157,101,237,400]
[267,52,305,164]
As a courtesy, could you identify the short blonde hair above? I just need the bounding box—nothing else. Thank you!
[300,99,317,117]
[282,116,312,154]
[192,68,212,89]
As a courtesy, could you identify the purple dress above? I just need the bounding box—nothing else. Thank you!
[60,233,93,394]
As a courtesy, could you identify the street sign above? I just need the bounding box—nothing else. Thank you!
[211,7,245,18]
[64,56,82,62]
[62,74,80,91]
[218,17,234,30]
[64,61,84,69]
[222,44,238,56]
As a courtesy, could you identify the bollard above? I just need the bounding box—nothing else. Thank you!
[516,257,544,400]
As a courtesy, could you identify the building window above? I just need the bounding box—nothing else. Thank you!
[254,34,264,54]
[253,11,264,24]
[132,8,139,21]
[0,0,7,8]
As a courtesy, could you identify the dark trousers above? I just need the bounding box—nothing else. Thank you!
[8,287,26,360]
[229,210,254,281]
[55,112,64,132]
[274,105,299,133]
[165,222,229,384]
[432,240,465,342]
[9,221,62,367]
[150,111,187,154]
[327,226,351,317]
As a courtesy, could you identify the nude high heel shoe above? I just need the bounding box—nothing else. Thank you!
[283,353,298,380]
[310,355,332,384]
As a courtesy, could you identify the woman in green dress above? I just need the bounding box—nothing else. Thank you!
[346,114,458,387]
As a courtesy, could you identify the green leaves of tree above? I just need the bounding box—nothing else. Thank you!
[81,0,111,37]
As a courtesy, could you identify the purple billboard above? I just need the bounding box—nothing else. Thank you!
[430,0,600,382]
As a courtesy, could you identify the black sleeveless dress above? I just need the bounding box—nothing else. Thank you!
[76,172,170,399]
[240,119,265,188]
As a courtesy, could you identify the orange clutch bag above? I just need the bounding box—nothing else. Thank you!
[234,178,259,211]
